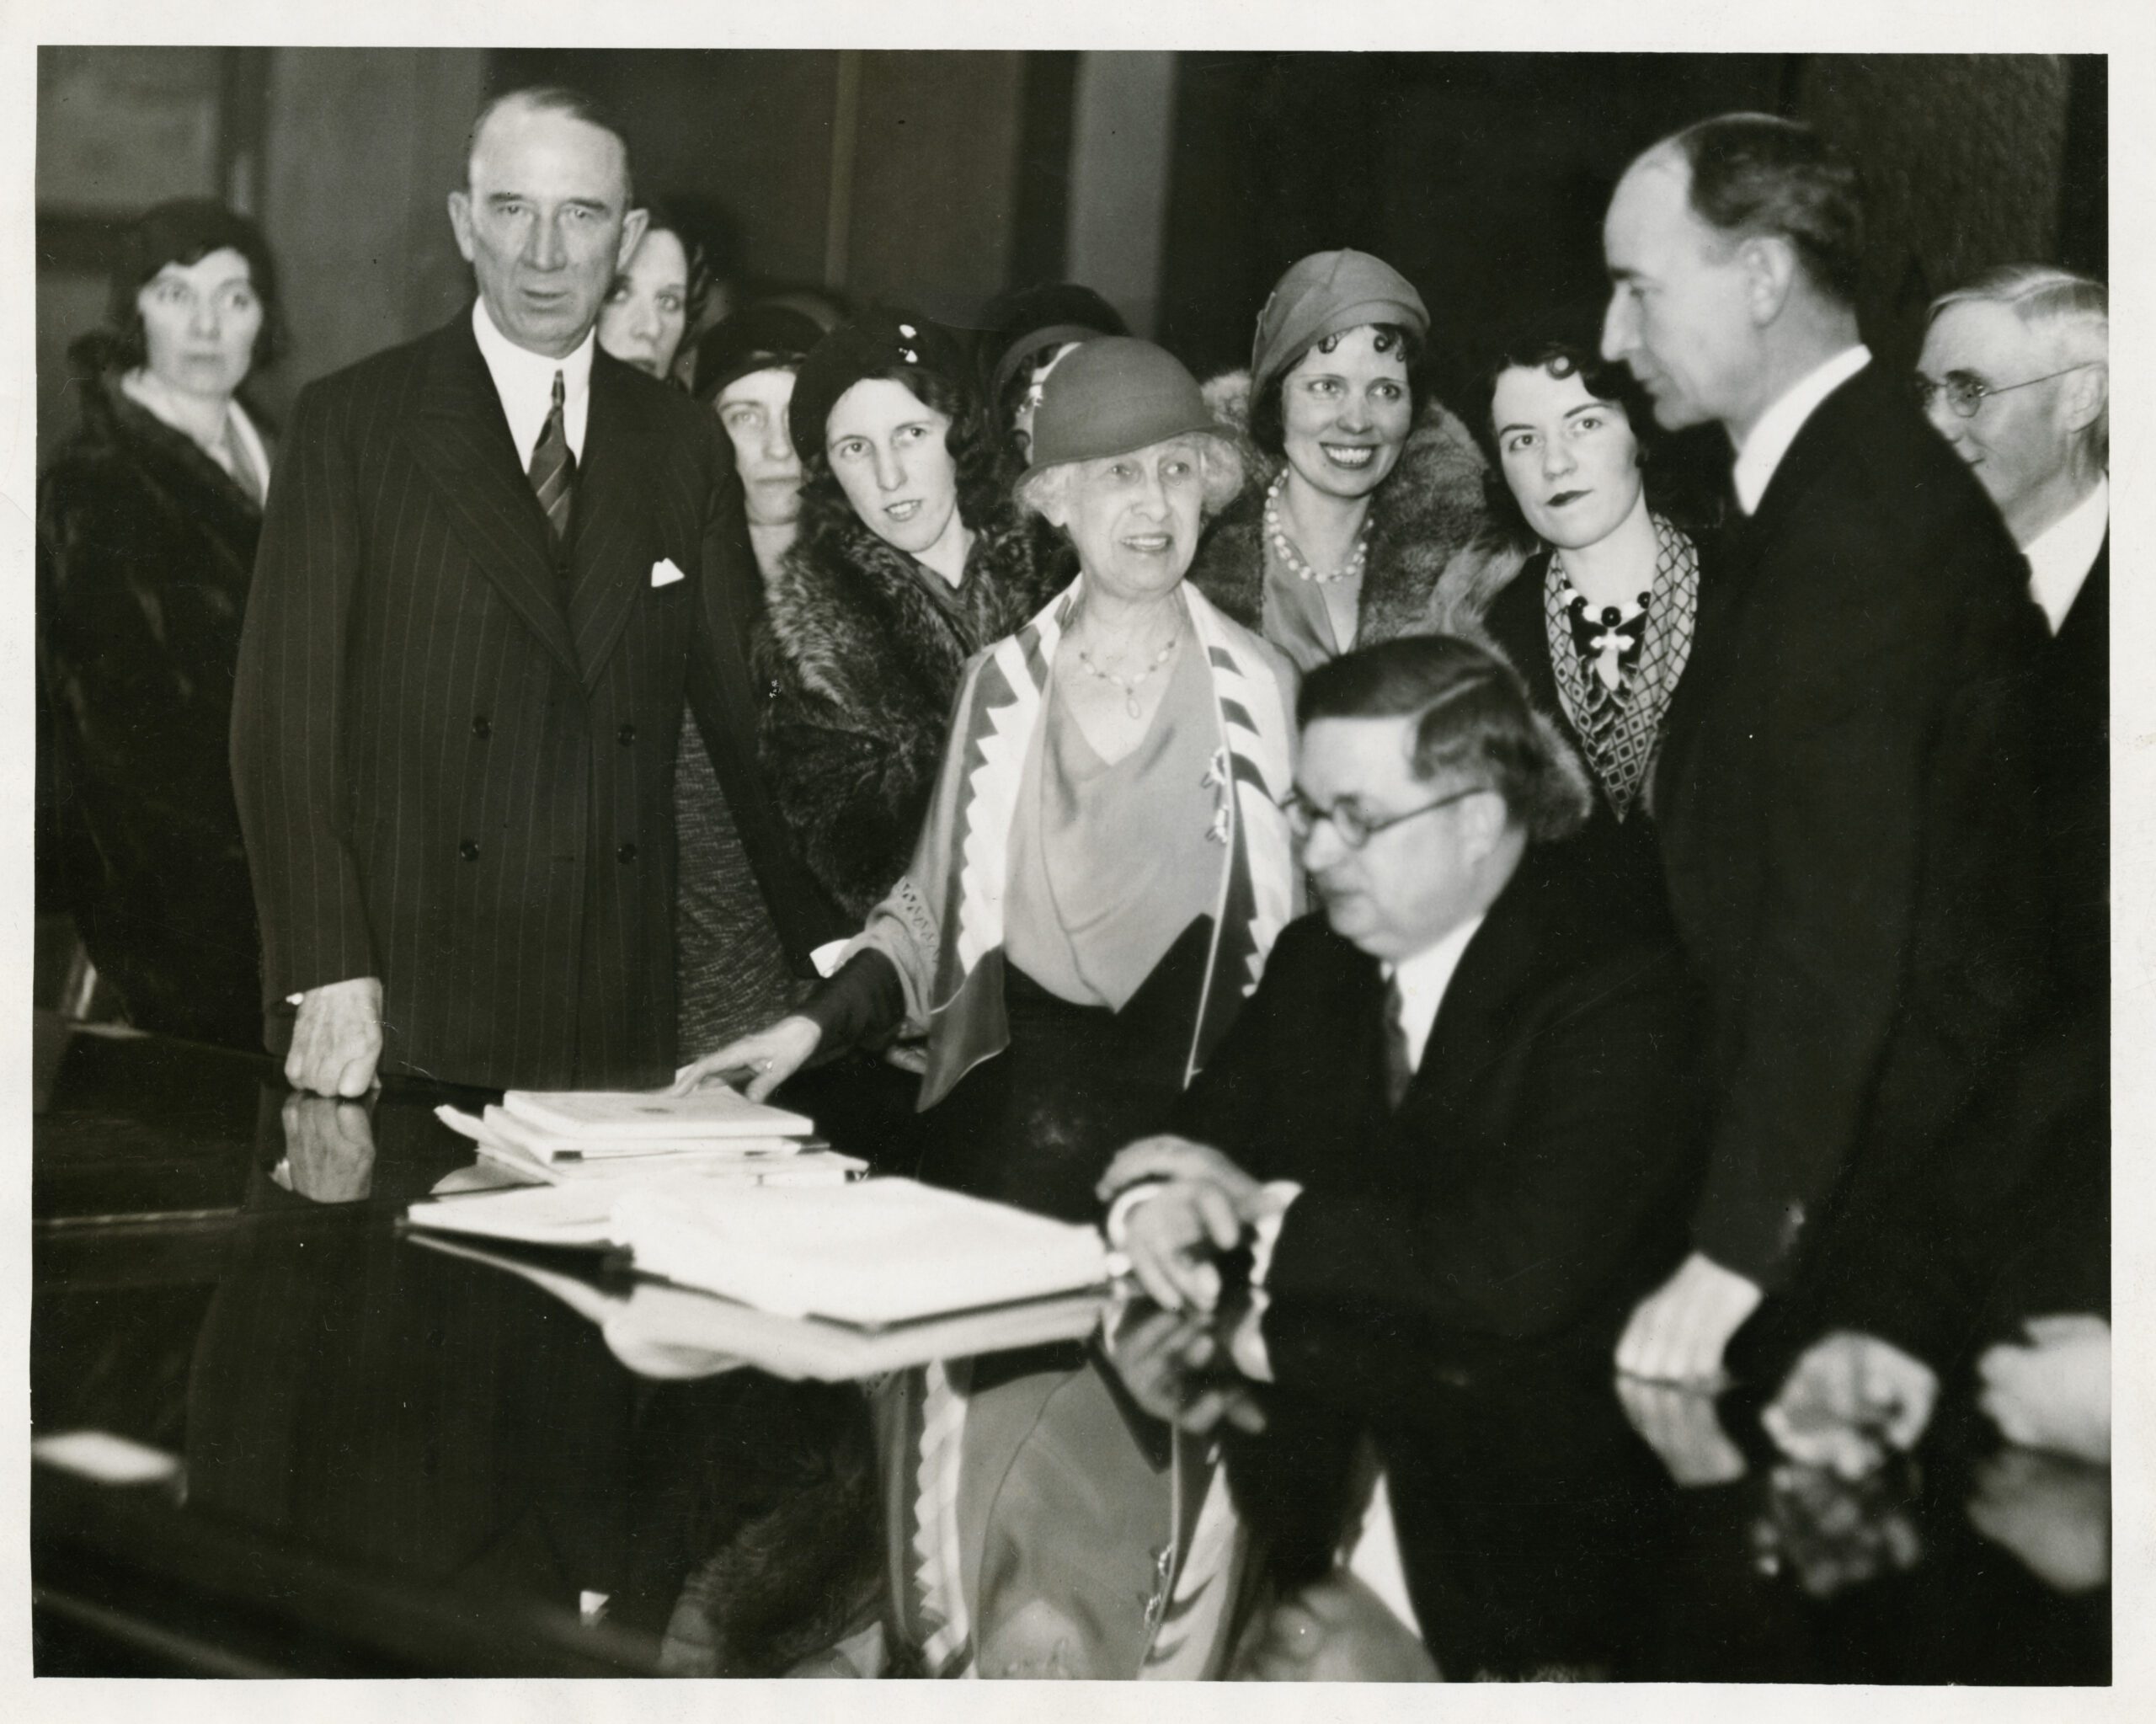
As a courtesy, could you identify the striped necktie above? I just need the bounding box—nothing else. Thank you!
[528,369,576,548]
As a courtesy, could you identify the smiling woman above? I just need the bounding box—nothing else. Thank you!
[751,308,1061,922]
[1189,249,1491,675]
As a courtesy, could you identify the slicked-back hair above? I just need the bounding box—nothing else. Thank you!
[1298,635,1592,842]
[1930,264,2108,467]
[794,361,1013,562]
[1248,322,1431,461]
[467,84,633,203]
[1668,113,1865,306]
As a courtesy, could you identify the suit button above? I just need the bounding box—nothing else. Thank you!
[616,842,638,863]
[459,839,480,861]
[472,715,491,739]
[617,722,637,746]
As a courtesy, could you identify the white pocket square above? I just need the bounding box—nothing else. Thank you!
[651,558,686,588]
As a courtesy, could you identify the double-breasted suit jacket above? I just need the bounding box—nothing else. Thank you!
[1651,364,2056,1301]
[232,307,826,1090]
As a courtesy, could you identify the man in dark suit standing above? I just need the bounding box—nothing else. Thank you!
[1760,269,2111,1478]
[1099,635,1705,1673]
[1598,115,2053,1383]
[233,88,832,1096]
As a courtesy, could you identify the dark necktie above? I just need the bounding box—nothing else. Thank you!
[528,369,576,549]
[1383,975,1415,1112]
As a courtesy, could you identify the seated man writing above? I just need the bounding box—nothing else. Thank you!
[1099,633,1708,1674]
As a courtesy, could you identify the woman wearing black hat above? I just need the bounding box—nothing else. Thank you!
[755,308,1060,922]
[978,280,1129,467]
[1189,249,1489,675]
[37,199,283,1046]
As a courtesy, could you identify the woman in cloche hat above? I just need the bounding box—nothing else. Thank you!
[1189,248,1491,673]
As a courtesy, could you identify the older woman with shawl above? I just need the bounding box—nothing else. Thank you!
[680,336,1299,1223]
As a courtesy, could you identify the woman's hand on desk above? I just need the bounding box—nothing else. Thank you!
[672,1016,822,1102]
[1121,1178,1246,1313]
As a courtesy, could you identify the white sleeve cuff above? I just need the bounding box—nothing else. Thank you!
[1248,1182,1302,1288]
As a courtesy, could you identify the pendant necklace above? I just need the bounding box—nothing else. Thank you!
[1075,615,1181,718]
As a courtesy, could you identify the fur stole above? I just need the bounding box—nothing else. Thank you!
[1187,369,1492,650]
[755,510,1065,919]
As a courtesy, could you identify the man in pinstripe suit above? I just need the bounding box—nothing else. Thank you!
[233,88,836,1096]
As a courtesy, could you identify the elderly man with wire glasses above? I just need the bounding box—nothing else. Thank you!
[1093,632,1709,1670]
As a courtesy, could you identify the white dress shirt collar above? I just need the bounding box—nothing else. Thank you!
[1731,344,1871,515]
[471,297,595,465]
[2023,475,2108,635]
[1383,912,1486,1075]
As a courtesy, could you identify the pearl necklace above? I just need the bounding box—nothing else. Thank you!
[1264,471,1370,584]
[1073,615,1182,718]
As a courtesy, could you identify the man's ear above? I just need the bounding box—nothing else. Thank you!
[2061,360,2107,435]
[1460,787,1508,865]
[616,205,651,271]
[446,189,476,264]
[1738,234,1799,328]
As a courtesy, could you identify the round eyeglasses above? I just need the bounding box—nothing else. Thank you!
[1280,784,1486,850]
[1912,361,2099,420]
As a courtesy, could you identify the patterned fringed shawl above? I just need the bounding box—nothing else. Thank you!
[845,578,1299,1111]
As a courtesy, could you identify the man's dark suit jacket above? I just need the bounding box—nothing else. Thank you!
[1177,851,1704,1378]
[232,308,843,1091]
[1781,532,2110,1366]
[1172,854,1705,1673]
[1652,362,2054,1295]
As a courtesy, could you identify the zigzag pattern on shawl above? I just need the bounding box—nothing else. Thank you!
[1185,591,1295,1083]
[937,587,1072,1001]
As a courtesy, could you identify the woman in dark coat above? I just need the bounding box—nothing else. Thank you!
[1188,248,1488,673]
[37,200,282,1047]
[1448,334,1709,936]
[757,309,1060,921]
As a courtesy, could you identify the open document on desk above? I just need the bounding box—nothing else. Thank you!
[403,1176,1113,1327]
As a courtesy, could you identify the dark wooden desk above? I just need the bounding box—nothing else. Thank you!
[32,1028,2109,1679]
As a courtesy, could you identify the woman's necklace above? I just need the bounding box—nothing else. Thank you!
[1073,612,1182,718]
[1264,471,1369,584]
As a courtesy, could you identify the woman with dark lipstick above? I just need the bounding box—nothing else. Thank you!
[1188,249,1489,674]
[755,308,1058,921]
[1463,334,1705,934]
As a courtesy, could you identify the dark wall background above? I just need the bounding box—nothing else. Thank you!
[36,48,2103,469]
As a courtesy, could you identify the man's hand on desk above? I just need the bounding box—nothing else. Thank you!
[287,977,384,1097]
[1762,1331,1938,1479]
[1121,1179,1244,1313]
[1615,1251,1763,1385]
[1098,1134,1263,1212]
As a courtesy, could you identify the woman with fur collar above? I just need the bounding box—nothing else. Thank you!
[756,308,1061,922]
[39,200,280,1048]
[1187,249,1490,674]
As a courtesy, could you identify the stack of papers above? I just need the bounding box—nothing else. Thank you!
[407,1230,1110,1383]
[403,1177,1112,1328]
[435,1085,861,1187]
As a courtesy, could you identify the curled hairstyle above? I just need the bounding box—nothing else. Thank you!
[1248,323,1431,462]
[1297,634,1593,843]
[83,200,284,377]
[1014,433,1247,528]
[1465,336,1667,540]
[794,362,1012,559]
[1668,114,1865,306]
[1929,264,2108,468]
